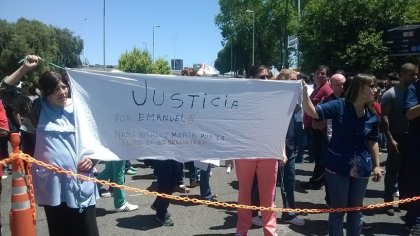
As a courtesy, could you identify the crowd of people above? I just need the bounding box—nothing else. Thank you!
[0,55,419,236]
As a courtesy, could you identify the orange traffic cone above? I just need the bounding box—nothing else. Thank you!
[9,133,36,236]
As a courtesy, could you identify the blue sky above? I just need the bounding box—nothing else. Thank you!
[0,0,224,68]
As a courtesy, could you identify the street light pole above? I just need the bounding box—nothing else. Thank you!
[283,0,289,68]
[246,10,255,66]
[297,0,301,69]
[152,25,160,63]
[103,0,106,70]
[170,37,177,69]
[230,37,233,73]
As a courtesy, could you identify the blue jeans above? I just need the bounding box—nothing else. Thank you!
[152,160,178,220]
[199,164,213,199]
[294,121,305,163]
[186,161,199,183]
[278,150,296,218]
[175,161,184,186]
[384,133,407,201]
[384,151,400,201]
[326,172,368,236]
[304,128,314,162]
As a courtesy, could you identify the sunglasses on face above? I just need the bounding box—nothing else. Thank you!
[259,75,269,80]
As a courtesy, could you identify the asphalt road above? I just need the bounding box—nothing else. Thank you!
[0,151,412,236]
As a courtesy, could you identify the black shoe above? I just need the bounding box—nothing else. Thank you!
[151,206,172,218]
[385,207,395,216]
[301,181,322,190]
[399,202,409,211]
[174,184,190,193]
[156,216,174,226]
[189,180,200,188]
[362,221,372,230]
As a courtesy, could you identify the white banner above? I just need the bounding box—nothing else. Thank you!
[68,70,300,162]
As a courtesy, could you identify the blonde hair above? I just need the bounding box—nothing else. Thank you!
[275,69,298,80]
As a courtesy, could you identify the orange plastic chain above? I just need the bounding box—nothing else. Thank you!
[3,153,420,214]
[24,158,37,224]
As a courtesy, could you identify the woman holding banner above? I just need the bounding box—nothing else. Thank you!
[302,73,382,236]
[0,55,99,236]
[235,65,286,236]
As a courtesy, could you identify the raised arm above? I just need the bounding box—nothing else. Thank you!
[302,84,319,119]
[0,55,42,127]
[4,55,40,85]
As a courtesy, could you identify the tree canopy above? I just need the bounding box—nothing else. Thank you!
[214,0,420,76]
[117,47,171,75]
[298,0,420,75]
[215,0,298,75]
[0,18,172,84]
[0,18,83,80]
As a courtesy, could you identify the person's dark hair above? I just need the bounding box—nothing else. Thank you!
[387,72,399,81]
[343,76,354,94]
[316,65,329,76]
[248,65,268,78]
[400,63,418,74]
[297,73,309,83]
[345,73,377,104]
[335,69,346,77]
[38,71,70,97]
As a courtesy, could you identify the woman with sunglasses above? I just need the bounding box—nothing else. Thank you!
[302,73,382,236]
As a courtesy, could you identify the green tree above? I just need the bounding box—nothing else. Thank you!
[117,48,170,74]
[118,47,152,73]
[214,44,231,75]
[298,0,420,75]
[0,18,83,80]
[215,0,299,74]
[53,27,83,68]
[149,58,171,75]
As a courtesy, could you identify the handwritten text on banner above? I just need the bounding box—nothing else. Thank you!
[68,70,300,162]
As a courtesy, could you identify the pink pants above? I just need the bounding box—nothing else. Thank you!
[235,159,278,236]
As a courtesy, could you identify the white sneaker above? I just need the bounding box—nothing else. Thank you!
[1,174,7,180]
[115,202,138,212]
[226,164,232,174]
